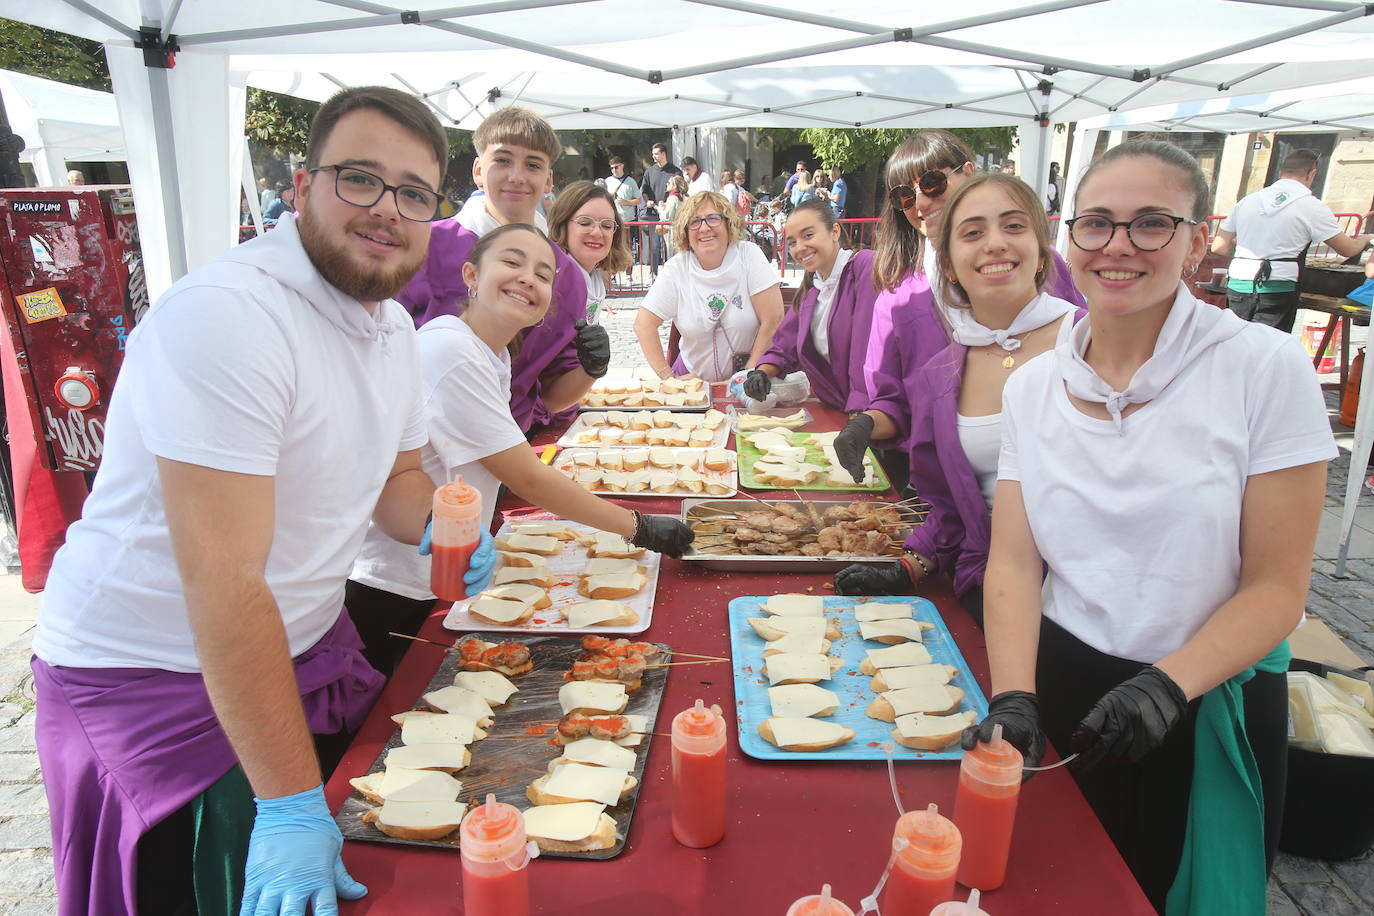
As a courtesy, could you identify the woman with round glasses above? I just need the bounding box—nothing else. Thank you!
[836,131,1085,491]
[549,181,632,324]
[835,172,1085,626]
[969,140,1333,911]
[634,190,784,382]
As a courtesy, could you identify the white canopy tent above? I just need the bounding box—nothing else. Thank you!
[9,0,1374,297]
[0,69,123,186]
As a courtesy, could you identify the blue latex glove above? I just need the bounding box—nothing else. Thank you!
[418,517,433,556]
[464,528,497,596]
[240,785,366,916]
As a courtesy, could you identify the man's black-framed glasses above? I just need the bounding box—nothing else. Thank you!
[1065,213,1198,252]
[309,164,441,222]
[888,162,968,211]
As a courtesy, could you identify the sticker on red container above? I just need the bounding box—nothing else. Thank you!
[17,287,67,324]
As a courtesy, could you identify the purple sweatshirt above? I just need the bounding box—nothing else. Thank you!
[758,248,881,412]
[396,217,588,432]
[904,303,1088,596]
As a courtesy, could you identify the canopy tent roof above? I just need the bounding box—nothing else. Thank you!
[10,0,1374,297]
[0,69,123,185]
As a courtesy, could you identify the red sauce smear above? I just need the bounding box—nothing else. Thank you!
[524,724,552,736]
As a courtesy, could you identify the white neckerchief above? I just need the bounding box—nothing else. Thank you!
[947,291,1075,355]
[809,246,853,361]
[456,194,549,235]
[579,263,608,324]
[1056,283,1248,433]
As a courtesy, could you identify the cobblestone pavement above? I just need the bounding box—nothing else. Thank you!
[0,327,1371,914]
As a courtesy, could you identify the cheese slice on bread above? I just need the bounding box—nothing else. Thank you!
[492,565,556,588]
[748,616,842,642]
[761,632,831,656]
[361,800,468,841]
[582,558,643,577]
[522,802,617,852]
[509,520,578,540]
[892,710,978,751]
[859,619,927,644]
[758,717,856,752]
[558,681,629,716]
[577,572,647,600]
[583,531,644,559]
[564,599,639,629]
[859,643,934,675]
[870,664,959,693]
[559,736,638,770]
[768,684,841,718]
[866,684,965,722]
[421,686,495,724]
[384,743,472,773]
[451,671,519,706]
[494,533,561,555]
[854,603,918,622]
[529,762,636,806]
[763,594,825,617]
[368,766,462,803]
[400,712,481,746]
[763,652,843,686]
[467,595,536,626]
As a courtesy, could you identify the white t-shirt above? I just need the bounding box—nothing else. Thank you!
[642,241,780,381]
[721,182,739,206]
[581,265,608,323]
[1221,179,1340,284]
[457,194,549,235]
[688,171,716,196]
[809,247,854,361]
[998,322,1336,663]
[957,413,1002,510]
[351,317,527,600]
[34,215,427,671]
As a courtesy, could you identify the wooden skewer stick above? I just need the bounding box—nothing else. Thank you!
[485,731,672,739]
[666,650,731,661]
[646,659,727,668]
[388,631,457,651]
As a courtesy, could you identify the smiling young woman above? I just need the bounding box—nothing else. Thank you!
[549,181,633,325]
[974,140,1335,912]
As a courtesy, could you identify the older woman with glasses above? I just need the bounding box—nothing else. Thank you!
[834,131,1084,491]
[549,181,633,324]
[634,190,784,382]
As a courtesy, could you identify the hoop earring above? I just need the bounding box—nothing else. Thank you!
[1184,263,1199,279]
[466,287,477,300]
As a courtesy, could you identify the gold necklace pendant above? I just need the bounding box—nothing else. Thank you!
[1002,354,1016,369]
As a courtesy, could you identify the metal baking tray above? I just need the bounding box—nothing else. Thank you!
[336,633,669,860]
[679,498,928,572]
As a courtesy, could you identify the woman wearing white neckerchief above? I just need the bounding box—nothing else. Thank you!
[973,140,1334,914]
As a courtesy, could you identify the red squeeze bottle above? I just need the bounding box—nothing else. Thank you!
[953,724,1023,891]
[881,804,962,916]
[786,883,856,916]
[671,699,727,847]
[460,794,536,916]
[429,476,482,602]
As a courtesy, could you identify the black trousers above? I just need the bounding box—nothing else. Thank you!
[1035,617,1287,912]
[1226,288,1300,334]
[344,578,437,679]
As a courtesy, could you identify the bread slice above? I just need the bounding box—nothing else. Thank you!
[682,378,705,393]
[384,743,472,773]
[573,469,602,491]
[703,478,733,496]
[859,619,927,645]
[564,600,639,629]
[624,470,650,493]
[854,602,924,623]
[571,450,597,467]
[648,469,679,493]
[604,411,631,429]
[451,670,519,706]
[649,447,676,468]
[350,766,462,804]
[582,532,644,559]
[558,681,629,716]
[629,412,653,431]
[859,643,934,675]
[701,409,726,429]
[468,595,536,626]
[361,800,467,841]
[522,803,618,853]
[747,616,842,642]
[494,534,561,556]
[598,470,629,492]
[646,430,670,447]
[688,428,714,447]
[659,378,684,394]
[651,410,675,429]
[578,572,648,600]
[892,710,978,751]
[762,653,844,686]
[866,684,965,723]
[582,392,606,408]
[703,448,731,471]
[499,550,546,568]
[676,466,706,493]
[767,683,840,718]
[758,716,856,752]
[581,558,644,577]
[870,664,959,693]
[621,430,648,445]
[481,583,551,610]
[421,686,495,724]
[763,594,825,617]
[492,565,556,589]
[526,763,637,806]
[599,451,624,471]
[761,632,832,656]
[400,712,483,745]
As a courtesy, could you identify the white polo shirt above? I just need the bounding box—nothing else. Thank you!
[1221,179,1340,284]
[34,215,427,672]
[999,320,1335,663]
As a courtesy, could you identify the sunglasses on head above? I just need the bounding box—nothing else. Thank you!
[888,162,968,211]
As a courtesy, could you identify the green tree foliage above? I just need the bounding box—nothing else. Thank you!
[0,18,110,90]
[244,88,319,157]
[799,126,1018,171]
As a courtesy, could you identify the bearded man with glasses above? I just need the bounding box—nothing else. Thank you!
[31,86,459,916]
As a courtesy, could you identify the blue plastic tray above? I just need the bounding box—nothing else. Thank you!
[727,595,989,761]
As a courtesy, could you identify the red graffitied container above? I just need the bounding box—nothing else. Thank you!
[671,699,727,848]
[429,476,482,601]
[460,794,534,916]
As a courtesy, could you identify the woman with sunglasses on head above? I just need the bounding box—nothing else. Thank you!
[634,190,785,382]
[834,131,1084,489]
[835,173,1085,626]
[743,198,881,413]
[348,224,692,676]
[968,140,1333,912]
[549,180,633,325]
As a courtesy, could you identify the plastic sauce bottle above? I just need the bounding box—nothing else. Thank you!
[929,888,992,915]
[429,476,482,602]
[459,793,537,916]
[671,699,727,847]
[881,804,962,916]
[953,724,1023,891]
[786,883,856,916]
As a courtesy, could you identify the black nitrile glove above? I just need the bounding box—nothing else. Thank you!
[834,562,913,596]
[574,319,612,378]
[1071,665,1188,767]
[630,513,695,558]
[833,412,875,483]
[961,690,1046,775]
[743,369,773,401]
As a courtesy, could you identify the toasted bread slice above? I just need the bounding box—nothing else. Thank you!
[747,616,843,642]
[599,451,624,471]
[468,595,536,626]
[703,448,731,471]
[581,557,644,577]
[492,565,556,589]
[648,469,679,493]
[383,743,472,773]
[481,583,551,610]
[564,600,639,629]
[870,664,959,693]
[522,804,618,853]
[499,550,546,568]
[758,716,855,752]
[767,683,841,718]
[361,800,467,841]
[676,466,706,493]
[581,532,644,559]
[526,764,637,806]
[761,653,844,686]
[892,710,978,751]
[577,572,648,600]
[494,534,561,556]
[451,670,519,706]
[866,684,965,723]
[859,619,927,645]
[859,643,934,675]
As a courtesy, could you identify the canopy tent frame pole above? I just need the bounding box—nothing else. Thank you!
[1229,0,1366,12]
[1152,4,1373,77]
[55,0,140,40]
[144,66,189,281]
[1218,62,1285,90]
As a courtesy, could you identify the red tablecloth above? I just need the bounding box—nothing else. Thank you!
[326,400,1154,915]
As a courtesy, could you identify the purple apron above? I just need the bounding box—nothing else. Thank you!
[904,305,1087,596]
[858,272,945,445]
[33,611,382,916]
[758,249,881,412]
[397,218,589,432]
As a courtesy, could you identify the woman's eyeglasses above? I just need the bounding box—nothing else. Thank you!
[309,164,440,222]
[1064,213,1198,252]
[888,162,968,211]
[573,216,618,232]
[687,213,727,232]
